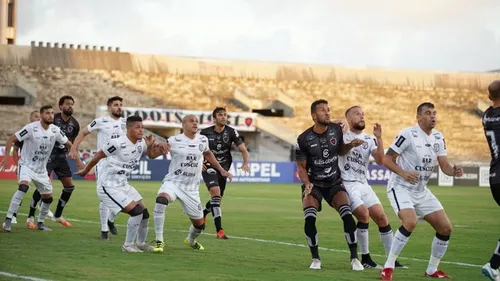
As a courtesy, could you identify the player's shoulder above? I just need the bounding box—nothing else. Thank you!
[298,126,314,141]
[397,126,418,137]
[23,121,38,129]
[431,129,445,140]
[197,133,209,143]
[200,126,214,135]
[359,132,376,142]
[48,123,61,133]
[167,133,183,143]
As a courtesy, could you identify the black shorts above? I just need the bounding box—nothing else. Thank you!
[47,157,72,179]
[202,167,228,197]
[301,183,347,212]
[491,183,500,206]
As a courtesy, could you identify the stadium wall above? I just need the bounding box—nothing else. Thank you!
[1,44,500,88]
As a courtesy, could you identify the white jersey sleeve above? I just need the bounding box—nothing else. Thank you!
[53,125,69,145]
[200,135,210,153]
[433,131,447,157]
[102,139,121,157]
[87,118,103,133]
[389,129,412,155]
[370,136,378,153]
[15,124,33,142]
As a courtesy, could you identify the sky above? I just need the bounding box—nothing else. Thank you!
[15,0,500,72]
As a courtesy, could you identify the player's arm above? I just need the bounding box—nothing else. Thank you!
[0,126,31,170]
[75,140,117,176]
[295,138,311,185]
[69,119,97,159]
[232,129,251,173]
[383,131,419,184]
[12,141,21,166]
[371,123,384,165]
[340,130,364,155]
[332,119,349,133]
[204,150,231,178]
[145,135,168,159]
[436,137,463,177]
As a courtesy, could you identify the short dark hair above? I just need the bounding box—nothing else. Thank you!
[39,105,52,113]
[58,95,74,106]
[212,107,226,118]
[126,115,143,127]
[488,80,500,100]
[107,96,123,106]
[417,102,435,115]
[345,105,360,117]
[310,99,328,114]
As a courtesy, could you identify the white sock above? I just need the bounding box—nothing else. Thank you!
[426,234,449,275]
[7,190,26,219]
[154,203,166,242]
[124,215,142,246]
[108,210,118,223]
[99,202,109,232]
[38,200,52,223]
[357,222,370,255]
[186,224,203,245]
[136,218,149,245]
[379,226,394,256]
[384,227,411,268]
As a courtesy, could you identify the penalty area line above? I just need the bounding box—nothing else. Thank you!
[0,271,53,281]
[1,211,482,268]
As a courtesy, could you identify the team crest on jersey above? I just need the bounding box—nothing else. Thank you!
[121,123,126,130]
[330,137,337,145]
[49,136,54,142]
[67,126,73,132]
[199,144,204,152]
[322,149,329,158]
[433,143,440,152]
[223,136,230,143]
[138,145,143,154]
[362,142,369,150]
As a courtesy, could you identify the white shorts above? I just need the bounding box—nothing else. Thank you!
[18,165,52,195]
[97,183,143,215]
[344,181,381,210]
[158,181,203,219]
[387,186,443,218]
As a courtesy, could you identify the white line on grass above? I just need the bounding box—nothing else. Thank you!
[1,211,482,268]
[0,271,52,281]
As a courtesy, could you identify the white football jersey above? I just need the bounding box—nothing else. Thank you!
[163,133,209,188]
[87,116,126,150]
[388,125,447,192]
[15,121,69,174]
[338,130,378,184]
[99,136,146,187]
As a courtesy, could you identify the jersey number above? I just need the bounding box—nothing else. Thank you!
[486,130,499,159]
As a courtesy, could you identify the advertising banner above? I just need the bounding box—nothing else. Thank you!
[0,156,17,180]
[96,106,258,132]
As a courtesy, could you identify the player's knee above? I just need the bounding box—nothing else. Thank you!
[373,212,389,227]
[210,195,221,207]
[338,204,356,232]
[41,197,53,204]
[438,222,452,236]
[18,184,29,193]
[303,206,317,222]
[128,204,144,217]
[194,223,205,230]
[402,219,417,232]
[142,208,150,220]
[63,186,75,193]
[155,196,169,206]
[354,207,370,223]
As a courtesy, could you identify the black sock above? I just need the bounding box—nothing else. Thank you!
[203,200,211,218]
[54,186,74,218]
[338,204,358,259]
[304,206,320,259]
[210,196,222,232]
[28,190,42,217]
[490,239,500,269]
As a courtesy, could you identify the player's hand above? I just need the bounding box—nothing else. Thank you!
[453,165,463,177]
[221,170,233,182]
[338,120,349,133]
[68,149,78,160]
[373,123,382,138]
[348,139,365,148]
[157,142,170,154]
[202,164,207,172]
[303,182,314,196]
[74,168,88,177]
[402,171,419,185]
[239,162,251,174]
[144,134,155,146]
[0,158,8,172]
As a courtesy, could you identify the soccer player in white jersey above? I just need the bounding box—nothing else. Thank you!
[380,102,463,281]
[339,106,405,269]
[69,96,126,240]
[1,105,71,232]
[152,115,232,253]
[76,116,167,252]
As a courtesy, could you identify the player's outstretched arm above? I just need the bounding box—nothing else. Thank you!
[69,127,91,159]
[203,150,232,181]
[12,142,21,166]
[0,134,18,170]
[371,123,384,165]
[437,156,463,177]
[237,143,251,173]
[340,139,364,155]
[145,135,168,159]
[75,150,106,177]
[332,119,349,133]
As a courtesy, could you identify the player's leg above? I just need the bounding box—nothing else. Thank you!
[152,181,177,253]
[328,186,363,271]
[126,185,153,252]
[95,164,115,237]
[302,185,322,269]
[381,187,417,280]
[52,159,75,226]
[202,168,228,239]
[483,184,500,280]
[27,188,42,225]
[179,188,206,250]
[420,191,452,279]
[34,174,55,231]
[2,176,31,232]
